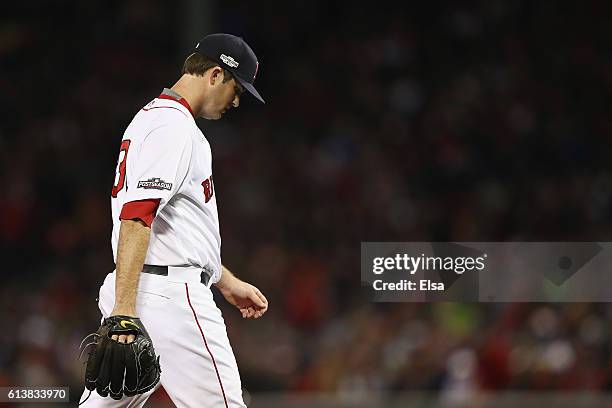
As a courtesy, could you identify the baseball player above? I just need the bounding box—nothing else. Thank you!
[80,33,268,407]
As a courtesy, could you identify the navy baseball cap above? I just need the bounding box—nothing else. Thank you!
[194,33,265,104]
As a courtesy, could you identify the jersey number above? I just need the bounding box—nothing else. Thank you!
[112,140,131,198]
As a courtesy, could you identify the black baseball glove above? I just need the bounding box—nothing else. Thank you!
[82,315,161,400]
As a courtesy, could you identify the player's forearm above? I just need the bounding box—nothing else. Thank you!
[113,219,151,316]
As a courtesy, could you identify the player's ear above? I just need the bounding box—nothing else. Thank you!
[209,67,223,86]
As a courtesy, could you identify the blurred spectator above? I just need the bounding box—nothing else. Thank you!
[1,0,611,404]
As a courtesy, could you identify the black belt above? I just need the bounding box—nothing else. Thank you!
[142,264,211,286]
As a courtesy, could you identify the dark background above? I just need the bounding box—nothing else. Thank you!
[1,0,611,406]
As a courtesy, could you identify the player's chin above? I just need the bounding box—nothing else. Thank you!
[203,111,223,120]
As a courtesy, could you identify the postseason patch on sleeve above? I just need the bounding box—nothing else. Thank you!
[137,178,173,191]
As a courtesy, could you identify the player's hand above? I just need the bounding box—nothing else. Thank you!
[109,309,137,343]
[111,332,136,343]
[217,278,268,319]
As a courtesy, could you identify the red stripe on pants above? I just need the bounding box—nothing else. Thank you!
[185,283,229,408]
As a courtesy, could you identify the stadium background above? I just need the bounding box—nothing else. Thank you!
[1,1,611,406]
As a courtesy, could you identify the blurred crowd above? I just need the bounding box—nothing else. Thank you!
[1,0,611,404]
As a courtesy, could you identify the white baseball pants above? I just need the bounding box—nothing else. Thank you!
[79,269,246,408]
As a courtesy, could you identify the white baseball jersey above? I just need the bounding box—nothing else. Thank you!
[110,88,221,283]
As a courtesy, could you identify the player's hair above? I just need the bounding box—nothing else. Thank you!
[182,53,233,83]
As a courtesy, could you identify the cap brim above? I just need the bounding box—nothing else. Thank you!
[236,77,265,104]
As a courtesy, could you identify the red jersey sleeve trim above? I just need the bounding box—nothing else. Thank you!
[119,199,161,227]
